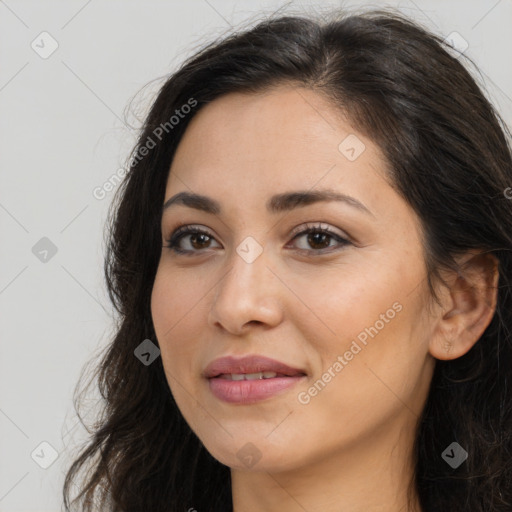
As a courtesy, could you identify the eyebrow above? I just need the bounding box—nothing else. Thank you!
[162,189,374,217]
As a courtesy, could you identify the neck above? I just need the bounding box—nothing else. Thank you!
[230,415,422,512]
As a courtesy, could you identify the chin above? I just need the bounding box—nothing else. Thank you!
[199,431,303,472]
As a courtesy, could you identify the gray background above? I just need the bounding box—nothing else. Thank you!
[1,1,511,510]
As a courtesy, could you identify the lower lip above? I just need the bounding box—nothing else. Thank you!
[208,375,306,404]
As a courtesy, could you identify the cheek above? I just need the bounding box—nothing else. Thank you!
[151,263,202,332]
[292,254,427,386]
[151,270,175,346]
[150,267,202,368]
[303,277,429,418]
[150,268,206,424]
[288,261,398,349]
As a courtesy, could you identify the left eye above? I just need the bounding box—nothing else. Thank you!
[289,224,350,252]
[164,223,350,255]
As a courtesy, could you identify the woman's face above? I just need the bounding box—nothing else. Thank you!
[151,85,437,472]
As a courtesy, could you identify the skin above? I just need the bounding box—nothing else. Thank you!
[150,85,499,512]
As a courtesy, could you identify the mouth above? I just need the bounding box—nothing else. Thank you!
[203,355,307,404]
[203,354,307,379]
[214,371,300,380]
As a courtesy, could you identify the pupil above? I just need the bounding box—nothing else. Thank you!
[308,232,329,249]
[191,233,209,249]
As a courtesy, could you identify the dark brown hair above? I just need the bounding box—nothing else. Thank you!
[63,7,512,511]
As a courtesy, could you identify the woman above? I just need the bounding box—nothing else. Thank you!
[63,7,512,512]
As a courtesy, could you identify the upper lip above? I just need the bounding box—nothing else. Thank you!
[203,355,307,378]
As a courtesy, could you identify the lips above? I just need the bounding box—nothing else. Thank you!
[203,355,307,379]
[203,355,307,404]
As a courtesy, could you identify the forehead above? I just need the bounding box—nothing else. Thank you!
[165,86,389,212]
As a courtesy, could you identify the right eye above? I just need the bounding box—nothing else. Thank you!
[164,225,221,255]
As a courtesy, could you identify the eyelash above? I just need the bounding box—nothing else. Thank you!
[163,222,351,256]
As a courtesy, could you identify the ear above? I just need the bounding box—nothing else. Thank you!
[429,251,499,361]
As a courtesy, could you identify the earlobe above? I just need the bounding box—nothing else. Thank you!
[428,251,499,361]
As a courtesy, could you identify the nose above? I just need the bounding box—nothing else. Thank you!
[207,244,284,335]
